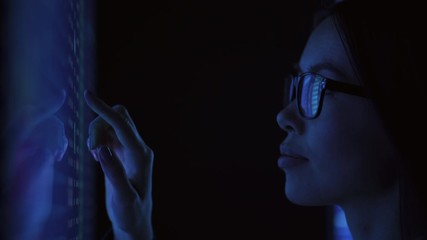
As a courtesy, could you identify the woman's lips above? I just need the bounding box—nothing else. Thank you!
[277,154,308,169]
[278,144,309,169]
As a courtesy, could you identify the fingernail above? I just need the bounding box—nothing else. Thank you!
[54,149,66,162]
[90,149,99,162]
[98,146,112,163]
[87,137,91,150]
[87,137,95,150]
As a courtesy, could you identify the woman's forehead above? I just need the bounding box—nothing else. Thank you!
[298,16,358,85]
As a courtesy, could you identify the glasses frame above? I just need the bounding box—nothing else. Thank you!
[289,72,367,119]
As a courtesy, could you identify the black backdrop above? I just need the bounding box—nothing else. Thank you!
[95,0,330,239]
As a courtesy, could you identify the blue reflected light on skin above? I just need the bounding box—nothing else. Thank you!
[333,205,353,240]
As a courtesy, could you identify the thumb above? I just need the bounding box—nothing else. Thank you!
[97,146,136,202]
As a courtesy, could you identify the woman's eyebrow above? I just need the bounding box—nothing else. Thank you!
[309,62,346,77]
[297,61,349,80]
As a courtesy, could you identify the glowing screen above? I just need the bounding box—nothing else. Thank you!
[1,0,98,239]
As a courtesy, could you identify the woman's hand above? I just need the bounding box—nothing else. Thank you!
[84,90,154,240]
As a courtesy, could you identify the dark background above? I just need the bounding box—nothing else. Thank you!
[95,0,330,239]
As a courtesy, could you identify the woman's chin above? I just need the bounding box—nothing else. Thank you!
[285,188,326,207]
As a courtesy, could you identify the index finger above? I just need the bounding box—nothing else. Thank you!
[84,90,140,149]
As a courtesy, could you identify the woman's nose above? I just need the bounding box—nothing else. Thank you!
[276,101,303,135]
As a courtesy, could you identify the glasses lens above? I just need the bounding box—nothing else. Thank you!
[287,76,296,103]
[298,74,324,118]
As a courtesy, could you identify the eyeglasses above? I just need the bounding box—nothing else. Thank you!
[288,72,367,119]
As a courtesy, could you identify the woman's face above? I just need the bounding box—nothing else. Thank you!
[276,16,399,206]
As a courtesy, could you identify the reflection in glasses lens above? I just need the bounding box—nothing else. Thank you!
[287,72,367,119]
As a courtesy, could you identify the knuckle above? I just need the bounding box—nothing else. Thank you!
[112,105,132,126]
[112,104,128,113]
[146,147,154,159]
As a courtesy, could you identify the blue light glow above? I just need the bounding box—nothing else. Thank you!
[2,0,97,239]
[333,205,353,240]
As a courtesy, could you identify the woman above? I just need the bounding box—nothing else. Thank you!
[276,0,427,239]
[85,0,427,239]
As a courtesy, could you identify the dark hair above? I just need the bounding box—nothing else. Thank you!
[319,0,427,239]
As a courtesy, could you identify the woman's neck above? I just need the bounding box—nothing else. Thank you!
[339,182,401,240]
